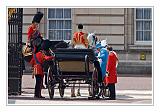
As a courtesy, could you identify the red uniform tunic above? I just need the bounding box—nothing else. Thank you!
[104,51,118,84]
[27,24,42,42]
[30,51,54,77]
[72,32,89,48]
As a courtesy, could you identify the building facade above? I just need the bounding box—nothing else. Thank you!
[23,8,152,74]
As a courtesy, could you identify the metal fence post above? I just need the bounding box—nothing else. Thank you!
[8,8,23,95]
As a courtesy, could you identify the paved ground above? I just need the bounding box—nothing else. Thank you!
[8,74,152,105]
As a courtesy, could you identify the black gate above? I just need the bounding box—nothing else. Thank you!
[8,8,23,95]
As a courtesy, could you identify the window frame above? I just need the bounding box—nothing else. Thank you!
[47,8,72,41]
[134,8,152,45]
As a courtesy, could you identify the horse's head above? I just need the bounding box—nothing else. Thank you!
[87,32,97,48]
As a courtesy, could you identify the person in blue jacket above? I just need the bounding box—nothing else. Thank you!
[96,42,109,81]
[94,42,109,99]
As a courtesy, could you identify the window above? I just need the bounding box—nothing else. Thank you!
[47,8,72,40]
[135,8,152,44]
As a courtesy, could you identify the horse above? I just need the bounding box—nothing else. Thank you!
[87,32,98,48]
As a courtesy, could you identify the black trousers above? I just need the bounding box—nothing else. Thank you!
[94,60,102,83]
[108,83,116,99]
[44,73,48,86]
[35,75,42,97]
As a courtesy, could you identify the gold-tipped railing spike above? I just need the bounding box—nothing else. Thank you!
[8,8,16,19]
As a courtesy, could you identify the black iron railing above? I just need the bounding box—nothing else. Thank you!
[8,8,23,95]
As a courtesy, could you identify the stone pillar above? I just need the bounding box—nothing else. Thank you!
[124,8,128,52]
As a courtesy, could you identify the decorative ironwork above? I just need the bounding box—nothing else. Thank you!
[8,8,16,19]
[8,8,23,95]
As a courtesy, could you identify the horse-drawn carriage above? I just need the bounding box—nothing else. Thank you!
[23,39,106,99]
[21,12,108,99]
[47,48,100,99]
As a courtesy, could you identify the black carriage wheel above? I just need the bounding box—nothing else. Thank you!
[59,80,65,98]
[47,66,55,99]
[91,68,99,97]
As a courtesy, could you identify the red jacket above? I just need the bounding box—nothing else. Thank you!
[72,32,88,48]
[30,51,54,76]
[104,51,118,84]
[27,24,41,41]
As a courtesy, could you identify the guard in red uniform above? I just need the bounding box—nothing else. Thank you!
[30,49,54,98]
[72,24,89,49]
[27,22,41,42]
[104,46,118,100]
[27,12,43,53]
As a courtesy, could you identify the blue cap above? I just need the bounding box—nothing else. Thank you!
[96,43,103,49]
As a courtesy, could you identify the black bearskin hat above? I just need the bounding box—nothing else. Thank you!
[32,12,43,23]
[78,24,83,29]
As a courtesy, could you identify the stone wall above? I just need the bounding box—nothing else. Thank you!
[72,8,125,50]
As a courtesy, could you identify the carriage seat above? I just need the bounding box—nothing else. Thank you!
[54,48,96,61]
[54,48,96,73]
